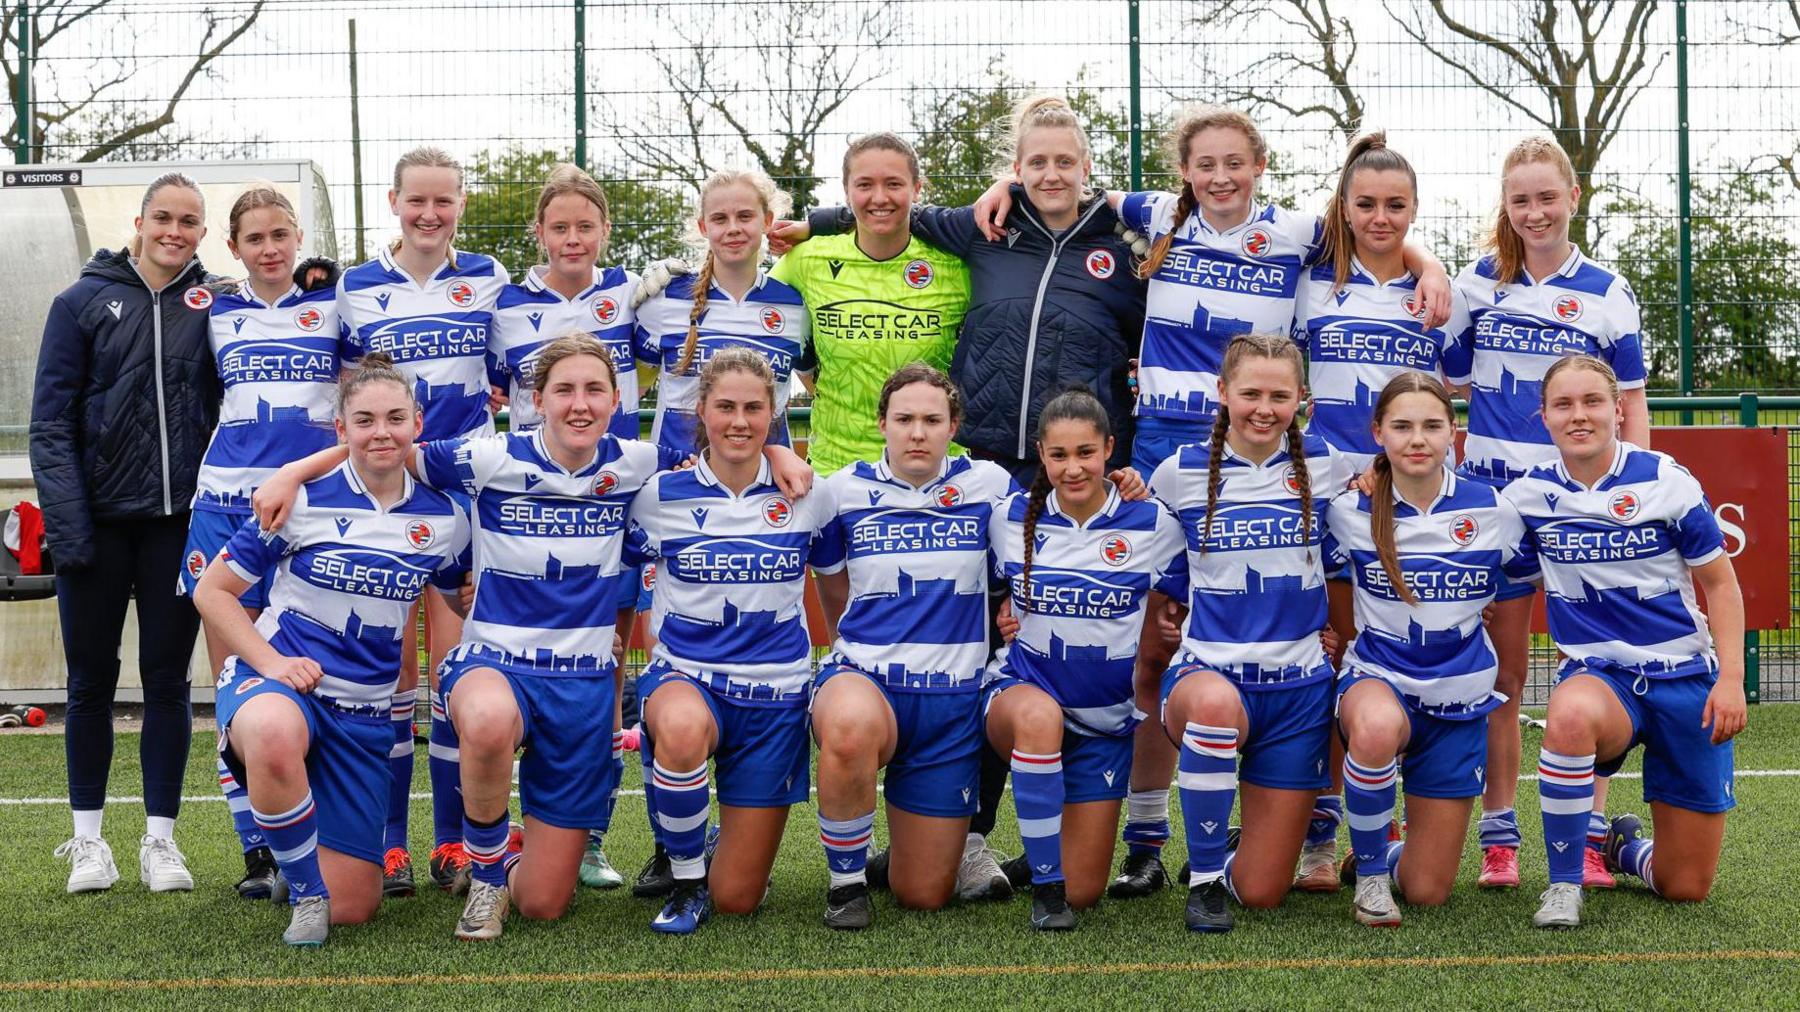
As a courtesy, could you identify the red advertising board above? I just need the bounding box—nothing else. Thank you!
[1527,427,1791,631]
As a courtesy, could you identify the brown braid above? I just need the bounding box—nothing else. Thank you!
[1198,408,1231,556]
[1285,414,1315,565]
[1018,468,1052,613]
[1135,106,1268,280]
[675,251,717,376]
[1367,370,1455,606]
[1136,183,1197,280]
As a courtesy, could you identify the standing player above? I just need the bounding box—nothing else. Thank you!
[1324,372,1537,926]
[1289,132,1468,889]
[983,388,1187,930]
[1449,136,1651,891]
[770,134,971,476]
[807,364,1015,929]
[176,185,343,900]
[635,169,807,460]
[1506,356,1745,929]
[626,348,830,935]
[488,164,641,890]
[194,354,469,946]
[337,146,509,896]
[1152,333,1349,932]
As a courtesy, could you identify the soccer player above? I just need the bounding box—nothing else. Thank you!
[626,348,830,935]
[489,164,642,890]
[1290,132,1469,889]
[336,146,509,896]
[982,388,1187,930]
[974,107,1451,898]
[769,133,971,476]
[1323,372,1538,926]
[807,364,1016,929]
[194,353,470,946]
[635,169,808,460]
[1505,355,1745,929]
[179,184,343,900]
[1448,136,1651,890]
[1151,333,1349,932]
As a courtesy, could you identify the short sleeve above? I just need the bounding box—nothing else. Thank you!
[335,278,364,362]
[1118,191,1170,239]
[1494,498,1541,584]
[1320,492,1352,580]
[417,436,487,496]
[1148,452,1183,511]
[909,204,980,260]
[220,514,289,584]
[1150,504,1190,599]
[1442,269,1479,385]
[1664,463,1726,565]
[807,477,847,574]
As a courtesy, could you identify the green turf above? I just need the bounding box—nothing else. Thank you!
[0,707,1796,1010]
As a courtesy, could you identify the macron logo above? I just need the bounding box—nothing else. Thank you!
[867,490,884,506]
[334,516,352,536]
[1334,290,1350,307]
[232,317,247,334]
[1494,290,1510,304]
[376,293,392,311]
[107,300,122,319]
[690,507,709,530]
[1102,769,1116,787]
[527,311,543,332]
[1201,821,1218,834]
[524,473,543,490]
[1544,493,1560,512]
[1033,532,1048,553]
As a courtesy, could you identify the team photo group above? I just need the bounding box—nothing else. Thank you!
[29,95,1748,950]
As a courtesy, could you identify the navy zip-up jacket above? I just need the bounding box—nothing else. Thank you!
[29,249,221,571]
[811,185,1145,464]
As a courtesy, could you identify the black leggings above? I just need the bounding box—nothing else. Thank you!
[56,515,199,818]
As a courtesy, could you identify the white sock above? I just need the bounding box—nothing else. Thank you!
[145,816,176,841]
[73,808,102,840]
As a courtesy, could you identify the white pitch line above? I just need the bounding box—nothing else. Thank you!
[2,771,1799,807]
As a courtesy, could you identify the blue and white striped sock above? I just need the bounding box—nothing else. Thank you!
[1616,837,1656,893]
[1122,789,1169,857]
[218,756,264,854]
[464,811,511,888]
[1012,750,1066,885]
[653,761,710,880]
[1478,806,1521,849]
[1305,793,1344,848]
[1585,810,1609,854]
[1538,750,1596,885]
[1344,756,1399,878]
[384,693,415,853]
[428,690,463,849]
[1178,723,1239,886]
[819,811,875,888]
[254,792,324,903]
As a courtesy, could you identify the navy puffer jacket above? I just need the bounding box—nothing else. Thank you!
[29,249,221,570]
[811,186,1145,465]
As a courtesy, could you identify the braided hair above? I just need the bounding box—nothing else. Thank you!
[1136,106,1269,280]
[1367,371,1455,606]
[1019,388,1112,612]
[1200,333,1312,559]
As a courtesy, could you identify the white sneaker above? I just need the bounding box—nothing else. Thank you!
[55,836,119,894]
[955,833,1012,902]
[1533,881,1583,929]
[455,880,510,940]
[139,835,195,892]
[1293,841,1341,893]
[1353,873,1402,927]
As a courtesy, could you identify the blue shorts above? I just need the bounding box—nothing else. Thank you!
[815,662,982,818]
[1159,662,1333,791]
[180,507,271,609]
[1453,464,1536,601]
[439,656,620,829]
[1131,415,1210,475]
[1336,674,1487,800]
[638,662,809,808]
[1566,665,1736,814]
[982,677,1133,803]
[214,662,391,864]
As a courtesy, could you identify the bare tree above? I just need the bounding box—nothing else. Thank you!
[1188,0,1366,143]
[4,1,263,162]
[1729,1,1800,189]
[1388,0,1665,247]
[597,1,899,211]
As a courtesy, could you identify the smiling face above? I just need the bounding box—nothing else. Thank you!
[1503,158,1578,266]
[1374,389,1455,484]
[846,148,920,243]
[699,369,773,471]
[878,381,957,486]
[532,350,619,463]
[1541,364,1621,471]
[1218,355,1303,459]
[1345,167,1416,262]
[1181,125,1265,228]
[228,204,302,291]
[1015,125,1090,222]
[698,181,772,272]
[337,378,420,478]
[534,191,609,286]
[1039,418,1113,511]
[389,164,464,259]
[135,184,206,274]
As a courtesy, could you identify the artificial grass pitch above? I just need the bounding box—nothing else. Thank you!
[0,707,1796,1010]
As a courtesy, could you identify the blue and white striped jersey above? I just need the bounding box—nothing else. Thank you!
[1150,434,1349,686]
[219,461,469,708]
[633,272,808,458]
[1294,260,1467,472]
[338,246,509,442]
[1119,193,1322,424]
[625,454,833,703]
[1448,247,1647,484]
[419,429,673,676]
[489,265,641,438]
[987,485,1188,736]
[195,282,344,511]
[1324,469,1538,715]
[811,454,1014,692]
[1503,442,1726,680]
